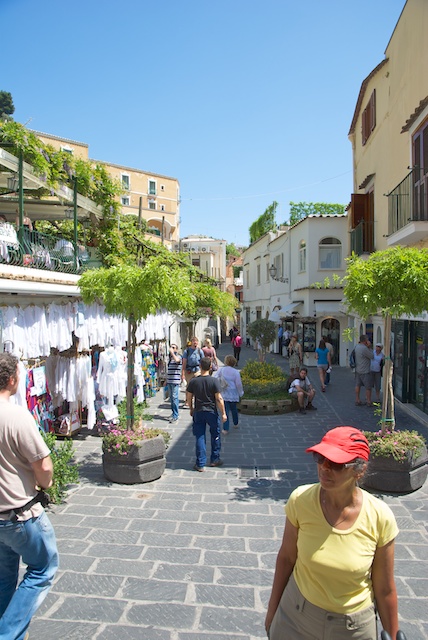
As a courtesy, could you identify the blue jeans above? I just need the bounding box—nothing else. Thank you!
[168,383,180,420]
[0,510,59,640]
[223,401,239,431]
[192,411,221,468]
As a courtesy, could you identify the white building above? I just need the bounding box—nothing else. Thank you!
[242,215,350,366]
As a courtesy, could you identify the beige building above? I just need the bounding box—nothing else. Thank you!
[175,235,227,290]
[348,0,428,413]
[34,131,180,248]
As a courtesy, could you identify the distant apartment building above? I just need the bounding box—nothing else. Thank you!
[34,131,180,248]
[175,235,227,290]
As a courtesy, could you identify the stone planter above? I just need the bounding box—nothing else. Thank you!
[362,445,428,493]
[102,434,166,484]
[238,397,298,415]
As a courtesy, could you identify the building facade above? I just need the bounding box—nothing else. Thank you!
[347,0,428,413]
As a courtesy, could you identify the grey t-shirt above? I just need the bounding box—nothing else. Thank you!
[0,400,50,519]
[355,343,374,374]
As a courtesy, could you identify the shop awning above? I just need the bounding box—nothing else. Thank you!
[314,301,344,315]
[278,301,303,317]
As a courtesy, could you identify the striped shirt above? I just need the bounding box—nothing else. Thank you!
[167,354,182,384]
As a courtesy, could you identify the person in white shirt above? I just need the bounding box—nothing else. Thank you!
[288,367,317,414]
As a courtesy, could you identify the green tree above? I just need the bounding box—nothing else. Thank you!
[0,91,14,120]
[79,256,236,428]
[287,202,346,226]
[246,319,277,362]
[343,246,428,431]
[226,243,240,259]
[249,201,278,244]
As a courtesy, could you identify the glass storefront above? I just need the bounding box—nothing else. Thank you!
[392,319,428,414]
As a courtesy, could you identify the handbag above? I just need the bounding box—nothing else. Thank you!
[218,370,229,390]
[211,359,218,372]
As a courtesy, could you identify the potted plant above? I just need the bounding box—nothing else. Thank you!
[362,425,428,493]
[101,420,171,485]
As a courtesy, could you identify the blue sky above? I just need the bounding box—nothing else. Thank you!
[2,0,404,247]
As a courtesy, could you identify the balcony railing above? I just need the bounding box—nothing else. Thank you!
[350,220,375,255]
[388,167,428,235]
[0,226,90,274]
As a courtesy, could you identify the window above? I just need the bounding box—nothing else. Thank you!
[160,184,165,191]
[299,240,306,272]
[256,264,261,285]
[273,254,283,279]
[60,146,73,155]
[319,237,341,269]
[121,174,130,190]
[148,179,156,195]
[362,89,376,146]
[266,261,270,282]
[121,196,130,206]
[246,270,249,288]
[148,199,156,210]
[160,204,165,212]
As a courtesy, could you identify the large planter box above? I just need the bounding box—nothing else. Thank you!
[362,446,428,493]
[238,397,298,415]
[102,434,166,484]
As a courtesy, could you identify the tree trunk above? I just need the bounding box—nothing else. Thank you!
[126,314,137,430]
[381,313,395,433]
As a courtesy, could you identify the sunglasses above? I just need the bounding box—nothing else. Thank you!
[313,453,357,471]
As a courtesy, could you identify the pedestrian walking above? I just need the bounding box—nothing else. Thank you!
[315,339,331,392]
[354,334,374,406]
[371,343,385,402]
[186,357,227,472]
[232,330,242,363]
[181,336,205,387]
[202,337,218,373]
[213,355,244,433]
[0,353,59,640]
[166,343,182,423]
[288,333,302,377]
[324,335,334,385]
[266,426,399,640]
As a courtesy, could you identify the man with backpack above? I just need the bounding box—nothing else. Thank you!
[182,337,205,386]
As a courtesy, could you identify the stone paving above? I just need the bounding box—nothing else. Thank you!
[29,342,428,640]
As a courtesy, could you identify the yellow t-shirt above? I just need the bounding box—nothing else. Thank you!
[285,483,399,614]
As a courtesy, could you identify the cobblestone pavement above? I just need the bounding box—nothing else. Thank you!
[29,342,428,639]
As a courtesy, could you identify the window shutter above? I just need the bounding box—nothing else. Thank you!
[351,193,369,227]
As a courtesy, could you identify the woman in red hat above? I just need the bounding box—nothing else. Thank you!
[265,426,399,640]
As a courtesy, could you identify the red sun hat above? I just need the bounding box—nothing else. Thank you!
[306,426,370,463]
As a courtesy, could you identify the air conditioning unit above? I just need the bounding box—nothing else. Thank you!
[201,246,207,252]
[174,244,179,251]
[183,243,189,249]
[191,247,197,252]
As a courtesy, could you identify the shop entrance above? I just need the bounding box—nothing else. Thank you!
[321,318,340,364]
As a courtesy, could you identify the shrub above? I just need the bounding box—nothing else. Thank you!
[41,431,79,504]
[364,429,426,462]
[240,360,288,398]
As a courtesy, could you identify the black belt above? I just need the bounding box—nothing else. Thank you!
[0,491,50,522]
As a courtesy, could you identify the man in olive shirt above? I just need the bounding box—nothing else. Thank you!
[0,353,59,639]
[186,357,227,472]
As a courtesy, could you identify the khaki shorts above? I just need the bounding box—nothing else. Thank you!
[269,574,376,640]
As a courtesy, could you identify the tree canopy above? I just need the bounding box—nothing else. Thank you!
[343,246,428,319]
[249,201,278,244]
[246,319,277,361]
[0,91,14,119]
[286,201,346,226]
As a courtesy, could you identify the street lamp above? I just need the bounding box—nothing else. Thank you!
[269,264,288,283]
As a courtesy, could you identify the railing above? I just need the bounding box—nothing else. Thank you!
[0,226,90,274]
[350,220,375,255]
[388,167,428,235]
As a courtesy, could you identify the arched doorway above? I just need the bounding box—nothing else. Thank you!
[321,318,340,364]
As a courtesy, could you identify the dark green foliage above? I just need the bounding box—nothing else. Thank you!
[246,319,277,351]
[287,202,346,226]
[41,431,79,504]
[249,201,278,243]
[0,91,14,118]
